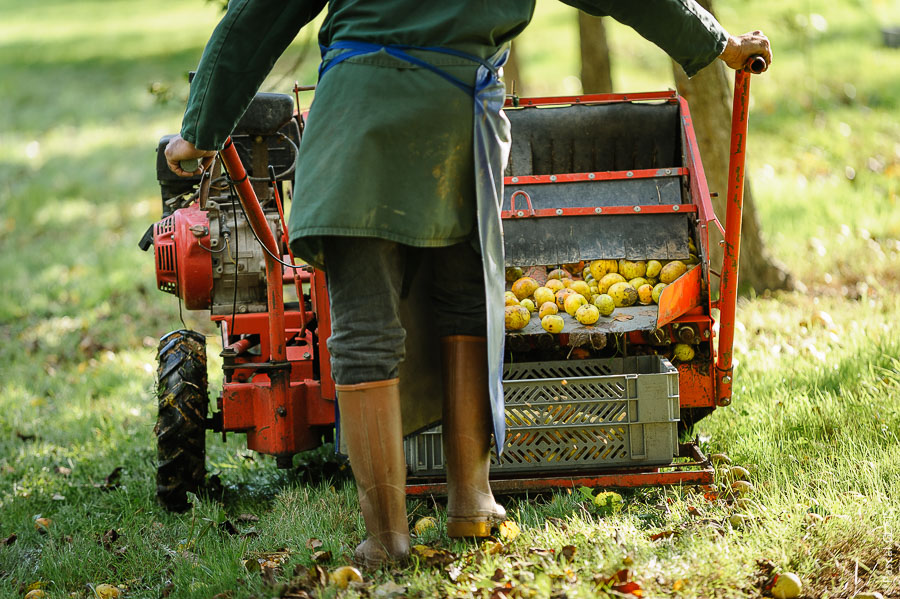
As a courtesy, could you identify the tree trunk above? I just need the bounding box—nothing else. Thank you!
[504,42,524,96]
[672,1,793,293]
[578,12,613,93]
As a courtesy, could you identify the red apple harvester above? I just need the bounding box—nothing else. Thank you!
[140,63,764,511]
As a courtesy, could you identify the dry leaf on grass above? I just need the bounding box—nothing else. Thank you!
[498,520,520,541]
[602,569,643,597]
[411,544,457,567]
[373,580,406,597]
[305,538,323,550]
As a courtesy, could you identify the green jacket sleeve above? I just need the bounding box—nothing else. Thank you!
[560,0,728,78]
[181,0,327,150]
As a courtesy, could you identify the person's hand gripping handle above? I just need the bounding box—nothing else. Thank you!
[164,134,216,177]
[719,30,772,73]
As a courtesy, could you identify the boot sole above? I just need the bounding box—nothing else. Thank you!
[446,519,493,538]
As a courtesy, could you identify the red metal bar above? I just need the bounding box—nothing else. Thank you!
[505,90,678,108]
[406,444,714,495]
[270,178,308,330]
[224,337,255,356]
[715,69,753,406]
[677,97,725,239]
[501,204,696,219]
[219,138,295,456]
[505,167,688,186]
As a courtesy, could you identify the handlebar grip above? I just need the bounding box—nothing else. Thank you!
[747,55,767,74]
[179,158,200,173]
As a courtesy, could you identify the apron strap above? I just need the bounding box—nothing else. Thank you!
[318,40,499,95]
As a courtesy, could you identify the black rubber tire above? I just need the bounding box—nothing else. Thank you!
[154,330,208,512]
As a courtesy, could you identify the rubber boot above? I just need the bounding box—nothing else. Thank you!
[336,378,410,568]
[441,336,506,537]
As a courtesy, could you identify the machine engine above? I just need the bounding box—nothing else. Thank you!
[141,93,301,314]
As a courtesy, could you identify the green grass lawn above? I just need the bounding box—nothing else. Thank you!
[1,1,899,597]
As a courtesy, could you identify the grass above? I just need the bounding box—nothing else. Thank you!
[1,0,899,597]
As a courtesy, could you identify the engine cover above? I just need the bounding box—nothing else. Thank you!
[154,204,213,310]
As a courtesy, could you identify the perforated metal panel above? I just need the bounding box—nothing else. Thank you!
[405,355,680,477]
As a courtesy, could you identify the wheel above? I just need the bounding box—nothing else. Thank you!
[154,330,208,512]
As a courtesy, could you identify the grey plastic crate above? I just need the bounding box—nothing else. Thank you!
[405,355,679,477]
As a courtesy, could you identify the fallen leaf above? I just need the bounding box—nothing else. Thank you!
[612,580,643,596]
[546,516,568,531]
[613,314,634,321]
[261,563,279,587]
[491,568,506,582]
[446,564,463,582]
[34,517,51,533]
[95,467,124,492]
[51,494,65,501]
[305,538,323,550]
[673,579,685,591]
[54,466,72,476]
[373,580,406,597]
[99,529,120,549]
[606,569,630,585]
[561,545,577,562]
[311,550,332,563]
[411,544,457,567]
[498,520,520,541]
[602,569,643,596]
[649,530,677,541]
[219,520,238,535]
[236,513,259,523]
[482,541,504,555]
[490,583,515,599]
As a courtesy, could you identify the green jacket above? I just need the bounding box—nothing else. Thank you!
[181,0,727,269]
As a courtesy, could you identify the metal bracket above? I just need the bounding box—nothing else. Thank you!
[715,365,734,406]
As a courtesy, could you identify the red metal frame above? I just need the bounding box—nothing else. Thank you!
[174,73,757,489]
[505,90,679,108]
[210,138,335,457]
[715,69,754,406]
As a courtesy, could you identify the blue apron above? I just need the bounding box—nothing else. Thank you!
[320,42,510,452]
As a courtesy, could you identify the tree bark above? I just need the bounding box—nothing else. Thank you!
[503,42,524,96]
[578,12,613,93]
[672,1,793,293]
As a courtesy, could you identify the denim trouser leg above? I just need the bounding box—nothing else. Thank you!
[322,236,486,385]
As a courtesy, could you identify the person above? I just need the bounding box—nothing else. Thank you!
[165,0,772,568]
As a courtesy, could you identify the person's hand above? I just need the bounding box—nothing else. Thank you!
[719,31,773,72]
[164,135,216,177]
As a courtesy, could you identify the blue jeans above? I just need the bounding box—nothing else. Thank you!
[322,237,486,385]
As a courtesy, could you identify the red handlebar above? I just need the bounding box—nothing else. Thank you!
[747,55,767,74]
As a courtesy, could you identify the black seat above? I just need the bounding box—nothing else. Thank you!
[235,93,295,136]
